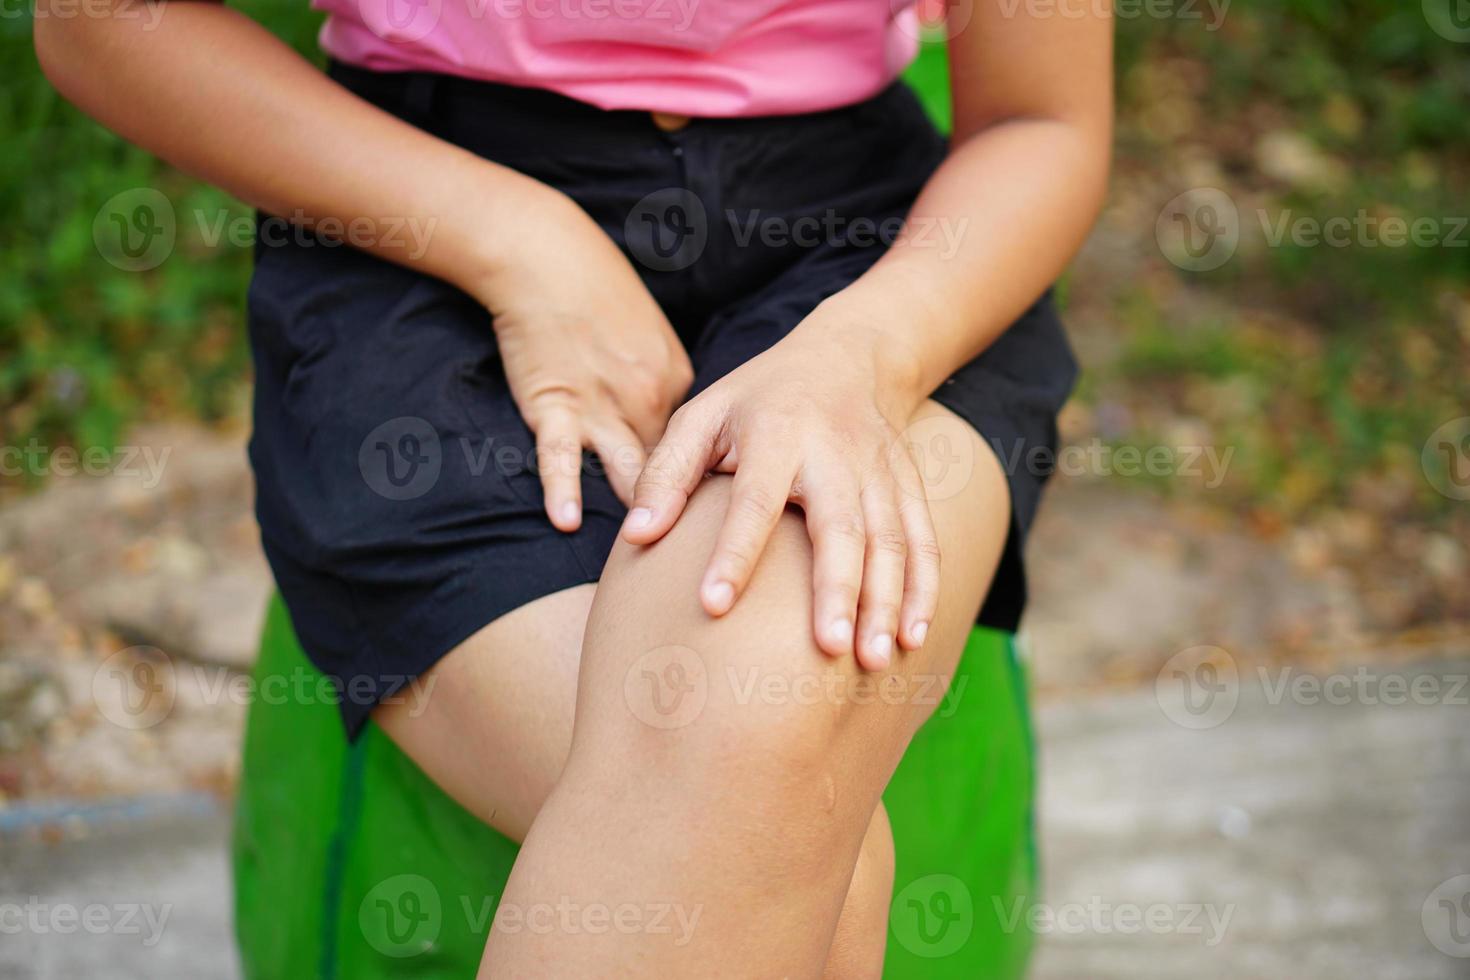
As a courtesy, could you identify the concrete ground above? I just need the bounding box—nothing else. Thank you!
[1030,655,1470,980]
[2,657,1466,979]
[0,801,237,980]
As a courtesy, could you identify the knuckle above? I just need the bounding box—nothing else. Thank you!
[636,470,677,498]
[645,439,682,469]
[667,359,695,394]
[821,580,861,610]
[666,400,704,434]
[649,440,698,479]
[822,513,866,547]
[762,411,802,441]
[912,536,943,570]
[716,548,753,582]
[735,483,783,523]
[539,446,582,479]
[539,430,580,456]
[633,384,667,420]
[870,526,908,558]
[869,598,902,623]
[634,456,679,491]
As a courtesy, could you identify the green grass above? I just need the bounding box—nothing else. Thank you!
[1093,0,1469,519]
[0,0,325,475]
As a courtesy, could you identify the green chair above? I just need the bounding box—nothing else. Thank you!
[232,595,1037,978]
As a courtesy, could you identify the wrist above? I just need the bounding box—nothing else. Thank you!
[449,170,586,309]
[795,274,939,421]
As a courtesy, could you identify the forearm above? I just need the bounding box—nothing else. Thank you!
[820,117,1110,411]
[33,0,569,295]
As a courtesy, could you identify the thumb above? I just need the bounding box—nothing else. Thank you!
[621,400,724,544]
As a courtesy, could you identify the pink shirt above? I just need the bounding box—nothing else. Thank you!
[316,0,923,117]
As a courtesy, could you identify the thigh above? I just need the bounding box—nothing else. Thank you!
[373,583,595,843]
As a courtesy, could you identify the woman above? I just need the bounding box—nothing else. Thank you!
[37,0,1111,973]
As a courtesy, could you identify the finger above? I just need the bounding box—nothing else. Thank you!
[854,481,906,671]
[621,397,668,455]
[701,457,797,617]
[533,404,585,532]
[621,400,724,545]
[587,417,646,506]
[892,453,941,651]
[801,469,865,658]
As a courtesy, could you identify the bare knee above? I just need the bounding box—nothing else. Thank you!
[568,620,868,886]
[564,481,904,881]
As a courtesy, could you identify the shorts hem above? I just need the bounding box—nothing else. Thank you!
[328,514,620,741]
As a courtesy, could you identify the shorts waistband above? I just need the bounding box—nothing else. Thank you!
[327,60,915,152]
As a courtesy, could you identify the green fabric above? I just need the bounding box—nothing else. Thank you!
[233,596,1036,978]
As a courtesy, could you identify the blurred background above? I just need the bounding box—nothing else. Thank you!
[2,1,1468,977]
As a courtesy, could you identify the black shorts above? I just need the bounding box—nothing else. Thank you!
[247,61,1079,739]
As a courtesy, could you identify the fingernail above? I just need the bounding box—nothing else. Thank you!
[705,579,735,615]
[625,507,653,530]
[868,634,893,669]
[828,618,854,649]
[560,500,580,526]
[911,621,929,646]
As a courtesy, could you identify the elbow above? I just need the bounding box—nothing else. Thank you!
[957,111,1112,215]
[33,5,77,94]
[32,0,114,98]
[1089,129,1114,225]
[1083,124,1113,219]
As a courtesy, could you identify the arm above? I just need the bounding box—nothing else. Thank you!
[805,3,1114,414]
[621,10,1112,664]
[36,0,546,296]
[35,0,692,524]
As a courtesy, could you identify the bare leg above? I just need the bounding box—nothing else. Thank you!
[823,804,895,980]
[377,590,901,978]
[375,584,594,843]
[475,400,1009,978]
